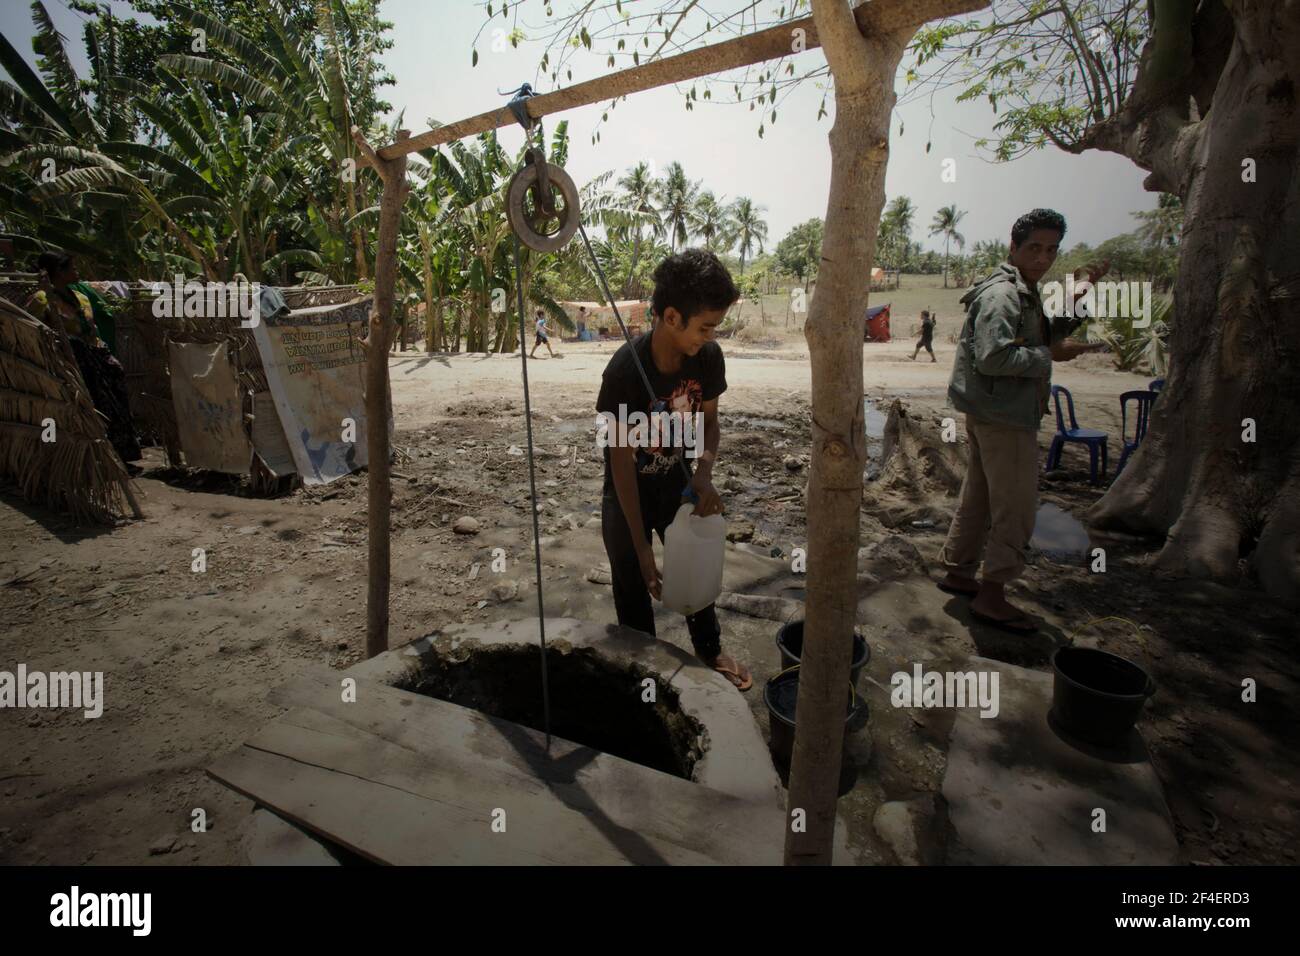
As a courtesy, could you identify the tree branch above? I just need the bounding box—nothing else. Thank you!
[350,125,385,179]
[813,0,872,90]
[1067,0,1210,192]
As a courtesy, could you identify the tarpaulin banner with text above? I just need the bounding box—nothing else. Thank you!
[251,297,379,485]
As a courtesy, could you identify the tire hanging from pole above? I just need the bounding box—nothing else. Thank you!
[503,90,693,750]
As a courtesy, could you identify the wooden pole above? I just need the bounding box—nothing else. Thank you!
[362,127,409,659]
[783,0,988,866]
[373,0,986,160]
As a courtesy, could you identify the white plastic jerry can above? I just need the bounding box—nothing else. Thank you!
[659,502,726,616]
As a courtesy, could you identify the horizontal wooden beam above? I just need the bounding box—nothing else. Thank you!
[375,0,987,160]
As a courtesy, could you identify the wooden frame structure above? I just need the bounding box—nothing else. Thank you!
[354,0,986,864]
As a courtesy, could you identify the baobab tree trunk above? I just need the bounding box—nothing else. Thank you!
[1085,0,1300,604]
[786,0,982,866]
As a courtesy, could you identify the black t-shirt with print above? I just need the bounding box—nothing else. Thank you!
[596,331,726,495]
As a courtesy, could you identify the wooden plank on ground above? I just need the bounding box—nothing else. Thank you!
[212,712,705,865]
[208,670,785,865]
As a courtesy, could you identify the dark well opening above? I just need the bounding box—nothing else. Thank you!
[402,646,705,779]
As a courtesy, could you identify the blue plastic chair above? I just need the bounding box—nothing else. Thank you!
[1046,385,1108,484]
[1148,378,1165,408]
[1116,390,1154,478]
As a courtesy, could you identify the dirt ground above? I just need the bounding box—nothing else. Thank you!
[2,322,1297,865]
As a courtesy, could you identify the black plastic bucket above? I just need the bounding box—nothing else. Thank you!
[1051,646,1155,747]
[763,665,863,771]
[776,620,870,688]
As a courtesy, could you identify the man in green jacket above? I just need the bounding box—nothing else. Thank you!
[937,208,1103,632]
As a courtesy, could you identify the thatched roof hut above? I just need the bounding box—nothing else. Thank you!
[0,296,142,523]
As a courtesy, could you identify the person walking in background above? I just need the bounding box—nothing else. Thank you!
[912,309,937,362]
[529,308,554,359]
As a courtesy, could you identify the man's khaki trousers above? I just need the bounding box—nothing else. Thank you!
[939,414,1039,584]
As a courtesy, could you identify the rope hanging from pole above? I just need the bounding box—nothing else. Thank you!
[512,232,552,748]
[501,85,701,749]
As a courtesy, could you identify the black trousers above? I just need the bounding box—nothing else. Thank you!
[69,337,141,464]
[601,474,722,658]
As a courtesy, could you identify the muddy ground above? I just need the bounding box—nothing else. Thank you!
[1,335,1296,865]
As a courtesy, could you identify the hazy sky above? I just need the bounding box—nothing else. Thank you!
[3,0,1157,253]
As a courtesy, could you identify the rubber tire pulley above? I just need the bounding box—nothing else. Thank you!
[506,160,581,252]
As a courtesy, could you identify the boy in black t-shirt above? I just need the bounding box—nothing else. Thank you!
[596,249,752,691]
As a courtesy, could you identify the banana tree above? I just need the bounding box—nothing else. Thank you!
[160,0,377,281]
[0,2,157,273]
[123,64,316,281]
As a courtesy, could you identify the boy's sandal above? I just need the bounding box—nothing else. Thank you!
[711,657,753,692]
[936,579,980,597]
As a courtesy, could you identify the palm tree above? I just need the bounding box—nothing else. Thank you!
[731,197,768,274]
[615,161,661,296]
[929,204,967,288]
[689,191,732,251]
[971,238,1009,275]
[657,161,697,250]
[882,195,915,286]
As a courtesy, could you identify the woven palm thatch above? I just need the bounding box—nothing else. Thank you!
[0,297,142,523]
[0,274,39,307]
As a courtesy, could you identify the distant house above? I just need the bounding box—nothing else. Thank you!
[558,300,650,340]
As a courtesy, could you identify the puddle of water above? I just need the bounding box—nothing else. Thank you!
[862,398,888,462]
[1030,503,1092,559]
[863,399,887,441]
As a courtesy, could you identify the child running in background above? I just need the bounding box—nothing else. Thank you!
[530,308,554,359]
